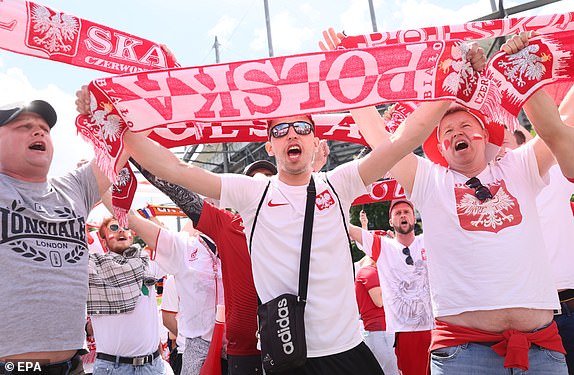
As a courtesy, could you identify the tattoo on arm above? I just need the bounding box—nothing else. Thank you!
[130,158,204,224]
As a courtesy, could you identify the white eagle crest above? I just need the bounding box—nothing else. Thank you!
[31,5,79,53]
[315,192,332,209]
[113,168,131,189]
[390,259,432,328]
[440,42,476,97]
[457,188,515,229]
[497,44,548,88]
[91,102,123,143]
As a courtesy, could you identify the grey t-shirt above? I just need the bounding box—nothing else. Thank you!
[0,164,99,356]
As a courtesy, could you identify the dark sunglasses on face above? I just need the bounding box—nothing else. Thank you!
[108,223,129,232]
[402,247,414,266]
[465,177,493,202]
[269,121,314,139]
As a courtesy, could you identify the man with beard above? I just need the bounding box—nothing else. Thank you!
[88,217,166,374]
[350,200,432,375]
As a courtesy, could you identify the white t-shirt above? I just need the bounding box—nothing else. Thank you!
[410,143,559,317]
[91,262,162,356]
[155,230,224,341]
[537,164,574,290]
[161,275,186,352]
[220,161,367,357]
[361,231,433,332]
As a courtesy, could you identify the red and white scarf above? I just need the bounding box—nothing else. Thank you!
[340,12,574,48]
[77,31,574,178]
[0,0,178,74]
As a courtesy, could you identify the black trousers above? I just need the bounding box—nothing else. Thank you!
[227,354,262,375]
[283,342,384,375]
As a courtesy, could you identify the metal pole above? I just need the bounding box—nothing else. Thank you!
[489,0,497,11]
[367,0,378,32]
[213,36,230,173]
[264,0,274,57]
[214,36,221,64]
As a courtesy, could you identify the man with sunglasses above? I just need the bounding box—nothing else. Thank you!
[128,147,327,375]
[347,32,569,374]
[0,100,127,374]
[349,200,432,375]
[88,217,167,375]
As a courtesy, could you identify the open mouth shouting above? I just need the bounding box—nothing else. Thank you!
[29,141,46,152]
[287,144,302,160]
[454,140,469,151]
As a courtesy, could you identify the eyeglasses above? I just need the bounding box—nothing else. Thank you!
[402,247,414,266]
[108,223,129,232]
[269,121,314,139]
[465,177,493,202]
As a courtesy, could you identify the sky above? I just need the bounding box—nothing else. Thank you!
[0,0,571,220]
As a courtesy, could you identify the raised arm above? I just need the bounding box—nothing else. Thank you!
[502,32,566,178]
[560,85,574,127]
[524,86,574,180]
[552,84,574,179]
[124,130,222,200]
[522,90,561,177]
[349,223,364,245]
[352,102,451,193]
[75,85,222,200]
[131,159,204,225]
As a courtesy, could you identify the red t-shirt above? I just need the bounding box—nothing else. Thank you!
[355,264,386,331]
[196,202,259,356]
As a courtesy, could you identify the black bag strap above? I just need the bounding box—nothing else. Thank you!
[298,177,316,302]
[250,177,316,303]
[325,176,355,277]
[249,181,271,255]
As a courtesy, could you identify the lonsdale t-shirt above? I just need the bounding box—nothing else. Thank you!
[0,164,99,356]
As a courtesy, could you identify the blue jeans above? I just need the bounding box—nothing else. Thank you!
[92,356,165,375]
[555,306,574,374]
[430,342,567,374]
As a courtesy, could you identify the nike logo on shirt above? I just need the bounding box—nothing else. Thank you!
[267,200,289,207]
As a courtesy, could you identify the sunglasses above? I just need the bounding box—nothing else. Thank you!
[108,223,129,232]
[465,177,493,202]
[402,247,414,266]
[269,121,314,139]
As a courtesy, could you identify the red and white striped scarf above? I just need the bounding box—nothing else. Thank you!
[77,30,574,182]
